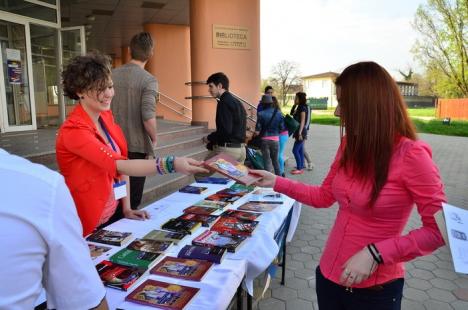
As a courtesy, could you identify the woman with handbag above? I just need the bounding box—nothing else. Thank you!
[273,96,289,177]
[252,62,446,310]
[290,92,309,174]
[254,95,285,175]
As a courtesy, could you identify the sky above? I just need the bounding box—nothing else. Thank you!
[260,0,426,80]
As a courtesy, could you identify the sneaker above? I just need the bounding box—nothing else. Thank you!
[307,163,315,171]
[291,169,304,175]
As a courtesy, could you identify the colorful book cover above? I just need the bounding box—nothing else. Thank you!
[161,218,202,234]
[194,176,230,184]
[143,230,188,245]
[150,256,213,281]
[210,216,259,237]
[230,183,256,192]
[205,192,240,203]
[88,243,112,259]
[178,185,208,194]
[238,202,278,212]
[177,213,219,227]
[203,153,262,186]
[193,199,229,210]
[110,248,162,269]
[192,230,246,253]
[125,279,199,309]
[249,189,283,204]
[183,205,218,215]
[178,245,226,264]
[221,209,261,221]
[216,183,255,197]
[127,239,173,253]
[95,260,145,291]
[86,229,133,246]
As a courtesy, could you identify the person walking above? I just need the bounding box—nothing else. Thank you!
[290,92,309,174]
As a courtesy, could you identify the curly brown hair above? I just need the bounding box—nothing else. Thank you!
[62,52,112,100]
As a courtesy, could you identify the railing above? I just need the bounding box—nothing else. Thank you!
[158,91,192,121]
[185,81,258,131]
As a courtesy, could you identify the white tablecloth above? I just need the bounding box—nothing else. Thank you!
[38,181,301,309]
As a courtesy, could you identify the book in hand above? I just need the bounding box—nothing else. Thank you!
[178,244,227,264]
[177,213,219,227]
[194,176,230,184]
[110,247,164,269]
[88,243,112,259]
[150,256,213,281]
[143,230,188,245]
[205,192,240,203]
[249,189,283,204]
[203,153,262,186]
[183,205,218,215]
[192,199,229,210]
[238,202,278,212]
[161,218,202,234]
[192,230,246,253]
[210,216,259,237]
[221,209,261,221]
[125,279,199,310]
[178,185,208,194]
[96,260,145,291]
[86,229,133,246]
[127,239,173,253]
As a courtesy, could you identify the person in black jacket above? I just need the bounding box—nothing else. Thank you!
[202,72,247,162]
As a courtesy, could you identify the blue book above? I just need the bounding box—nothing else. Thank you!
[195,176,230,184]
[177,245,226,264]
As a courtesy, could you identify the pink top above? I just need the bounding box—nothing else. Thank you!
[99,138,122,225]
[274,137,446,288]
[262,135,279,141]
[280,130,289,136]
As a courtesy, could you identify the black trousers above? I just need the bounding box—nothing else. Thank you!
[316,266,404,310]
[128,151,147,210]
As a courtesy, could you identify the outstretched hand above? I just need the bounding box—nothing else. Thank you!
[174,157,209,175]
[250,169,277,188]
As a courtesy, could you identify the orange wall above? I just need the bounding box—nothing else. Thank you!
[144,24,192,124]
[190,0,260,128]
[436,98,468,120]
[121,46,131,64]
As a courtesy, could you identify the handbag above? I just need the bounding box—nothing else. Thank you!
[284,114,300,136]
[248,108,278,150]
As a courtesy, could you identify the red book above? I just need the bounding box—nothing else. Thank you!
[210,216,259,237]
[150,256,213,281]
[221,209,261,221]
[203,153,262,186]
[183,205,218,215]
[125,279,199,309]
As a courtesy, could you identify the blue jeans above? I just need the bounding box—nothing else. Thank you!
[292,140,305,170]
[316,266,404,310]
[278,134,288,175]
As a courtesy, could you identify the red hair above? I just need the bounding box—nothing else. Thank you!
[335,61,417,205]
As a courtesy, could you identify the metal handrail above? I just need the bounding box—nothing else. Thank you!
[158,91,192,120]
[159,91,192,112]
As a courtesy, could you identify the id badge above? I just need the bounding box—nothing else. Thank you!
[113,181,127,200]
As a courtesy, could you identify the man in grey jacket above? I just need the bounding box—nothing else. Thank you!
[111,32,158,211]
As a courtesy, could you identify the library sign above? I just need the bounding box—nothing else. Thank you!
[212,25,250,50]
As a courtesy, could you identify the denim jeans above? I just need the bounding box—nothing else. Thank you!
[261,139,280,175]
[292,140,305,170]
[316,266,404,310]
[278,134,288,175]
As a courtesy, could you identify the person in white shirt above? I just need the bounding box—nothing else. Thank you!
[0,148,108,310]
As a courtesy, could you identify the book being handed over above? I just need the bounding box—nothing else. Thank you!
[203,153,262,186]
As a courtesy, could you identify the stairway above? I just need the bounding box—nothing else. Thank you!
[1,119,211,207]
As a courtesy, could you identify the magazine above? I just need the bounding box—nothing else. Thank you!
[203,153,262,186]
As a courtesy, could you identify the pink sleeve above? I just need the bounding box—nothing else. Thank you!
[273,147,341,208]
[375,140,446,264]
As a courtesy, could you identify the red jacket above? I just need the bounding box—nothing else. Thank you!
[56,104,128,236]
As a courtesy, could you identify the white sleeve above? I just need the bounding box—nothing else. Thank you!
[44,178,106,310]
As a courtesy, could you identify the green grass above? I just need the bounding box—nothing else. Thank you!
[407,108,435,118]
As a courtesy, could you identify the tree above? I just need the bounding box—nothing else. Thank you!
[270,60,301,106]
[412,0,468,98]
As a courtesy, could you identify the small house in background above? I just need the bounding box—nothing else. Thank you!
[302,72,339,109]
[396,81,436,108]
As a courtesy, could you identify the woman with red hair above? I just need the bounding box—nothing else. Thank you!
[254,61,446,310]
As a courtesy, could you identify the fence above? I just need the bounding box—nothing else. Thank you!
[436,98,468,120]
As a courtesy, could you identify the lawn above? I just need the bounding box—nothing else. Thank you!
[280,105,468,137]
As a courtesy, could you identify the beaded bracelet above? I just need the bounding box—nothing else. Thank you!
[155,156,177,175]
[155,157,163,175]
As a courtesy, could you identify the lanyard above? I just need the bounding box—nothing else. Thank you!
[98,117,117,152]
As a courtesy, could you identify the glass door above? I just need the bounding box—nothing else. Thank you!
[0,19,36,132]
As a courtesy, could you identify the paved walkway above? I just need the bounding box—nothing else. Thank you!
[255,124,468,310]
